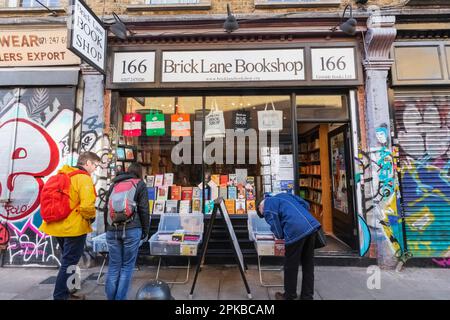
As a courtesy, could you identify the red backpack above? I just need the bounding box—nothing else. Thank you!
[40,170,90,223]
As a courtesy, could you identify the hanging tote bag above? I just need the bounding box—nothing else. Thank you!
[146,111,165,136]
[233,110,250,131]
[123,113,142,137]
[257,101,283,131]
[171,108,191,137]
[204,100,226,139]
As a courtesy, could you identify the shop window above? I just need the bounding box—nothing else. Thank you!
[254,0,341,8]
[117,94,293,216]
[127,0,211,10]
[394,46,444,81]
[203,95,293,215]
[296,95,348,122]
[1,0,61,8]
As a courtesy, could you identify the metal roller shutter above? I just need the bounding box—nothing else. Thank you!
[394,90,450,258]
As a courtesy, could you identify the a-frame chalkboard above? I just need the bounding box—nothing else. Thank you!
[189,198,252,299]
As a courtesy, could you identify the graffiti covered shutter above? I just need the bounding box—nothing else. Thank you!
[395,90,450,258]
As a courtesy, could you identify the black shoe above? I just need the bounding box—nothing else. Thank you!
[275,292,297,300]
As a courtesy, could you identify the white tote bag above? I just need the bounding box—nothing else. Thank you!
[258,101,283,131]
[204,100,226,139]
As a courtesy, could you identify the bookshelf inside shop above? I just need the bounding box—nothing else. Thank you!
[298,124,332,232]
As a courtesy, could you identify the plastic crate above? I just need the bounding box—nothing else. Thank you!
[149,213,204,256]
[247,211,273,242]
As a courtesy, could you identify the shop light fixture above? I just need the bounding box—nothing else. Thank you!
[331,4,357,36]
[35,0,57,16]
[223,3,239,33]
[110,13,136,40]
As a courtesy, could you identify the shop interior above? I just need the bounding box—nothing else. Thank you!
[114,93,358,255]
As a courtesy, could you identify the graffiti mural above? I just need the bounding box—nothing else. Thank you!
[0,87,78,266]
[395,96,450,260]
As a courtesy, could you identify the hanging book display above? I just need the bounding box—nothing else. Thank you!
[171,107,191,137]
[146,110,165,136]
[258,101,283,132]
[233,110,250,131]
[123,113,142,137]
[204,100,226,139]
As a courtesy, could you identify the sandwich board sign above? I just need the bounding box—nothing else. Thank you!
[189,198,252,299]
[68,0,107,74]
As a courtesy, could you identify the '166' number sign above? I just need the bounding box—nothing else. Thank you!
[113,52,156,83]
[311,48,356,80]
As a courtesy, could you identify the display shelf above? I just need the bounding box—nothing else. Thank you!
[299,173,321,177]
[299,186,322,192]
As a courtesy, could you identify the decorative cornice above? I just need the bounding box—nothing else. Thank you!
[364,15,397,71]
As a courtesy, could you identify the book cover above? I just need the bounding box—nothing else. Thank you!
[228,174,237,186]
[165,200,179,214]
[246,200,256,213]
[235,199,246,214]
[157,186,169,201]
[147,187,157,200]
[219,186,228,200]
[148,200,154,215]
[220,175,229,187]
[224,199,236,214]
[281,180,294,191]
[146,175,155,187]
[192,199,201,214]
[208,180,218,200]
[274,239,285,256]
[228,186,237,199]
[192,187,202,199]
[211,174,220,186]
[170,185,182,200]
[204,200,214,215]
[153,200,165,215]
[237,185,246,199]
[154,174,164,187]
[181,187,193,200]
[235,169,248,186]
[179,200,191,214]
[164,173,174,186]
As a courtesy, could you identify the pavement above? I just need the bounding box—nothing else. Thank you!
[1,261,449,300]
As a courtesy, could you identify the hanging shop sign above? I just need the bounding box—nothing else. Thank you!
[113,52,156,83]
[68,0,107,74]
[162,49,305,82]
[311,48,357,80]
[0,29,80,67]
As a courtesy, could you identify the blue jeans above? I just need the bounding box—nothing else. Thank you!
[54,235,87,300]
[105,227,142,300]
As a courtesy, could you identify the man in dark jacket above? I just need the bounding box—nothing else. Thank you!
[103,163,150,300]
[257,193,320,300]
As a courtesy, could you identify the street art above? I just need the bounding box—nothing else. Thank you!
[0,87,78,266]
[395,98,450,260]
[432,258,450,268]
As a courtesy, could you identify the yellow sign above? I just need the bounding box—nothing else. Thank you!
[0,29,80,67]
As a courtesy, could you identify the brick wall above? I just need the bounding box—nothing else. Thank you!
[0,0,410,18]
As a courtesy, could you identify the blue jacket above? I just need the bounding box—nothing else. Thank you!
[263,193,321,245]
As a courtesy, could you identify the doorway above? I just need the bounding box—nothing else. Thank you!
[296,94,358,254]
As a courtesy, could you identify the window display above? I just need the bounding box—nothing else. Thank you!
[118,95,292,216]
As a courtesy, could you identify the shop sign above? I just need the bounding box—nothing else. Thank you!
[68,0,107,74]
[113,52,156,83]
[0,29,80,67]
[311,48,356,80]
[161,49,305,82]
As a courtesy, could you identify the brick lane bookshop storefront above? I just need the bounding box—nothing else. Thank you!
[106,39,366,262]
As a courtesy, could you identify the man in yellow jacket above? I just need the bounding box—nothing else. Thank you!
[40,151,101,300]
